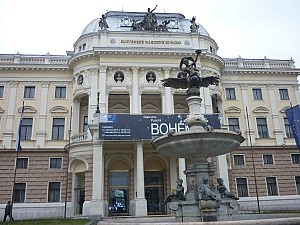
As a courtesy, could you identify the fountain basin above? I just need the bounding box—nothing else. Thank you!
[152,129,244,159]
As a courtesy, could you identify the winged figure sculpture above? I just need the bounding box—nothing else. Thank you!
[161,50,219,96]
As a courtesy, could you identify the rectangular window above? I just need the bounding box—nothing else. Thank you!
[256,118,269,138]
[24,86,35,98]
[16,158,28,169]
[266,177,278,196]
[0,85,4,98]
[21,118,33,140]
[228,118,240,132]
[233,155,245,165]
[83,116,88,133]
[225,88,236,100]
[295,176,300,195]
[52,118,65,140]
[279,89,289,100]
[284,118,293,138]
[263,154,274,164]
[50,158,62,169]
[13,183,26,203]
[55,86,66,98]
[291,154,300,164]
[252,88,263,100]
[236,178,248,197]
[48,182,61,202]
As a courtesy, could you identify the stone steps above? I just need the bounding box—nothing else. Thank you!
[98,215,176,224]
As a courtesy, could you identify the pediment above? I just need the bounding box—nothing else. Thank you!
[142,103,160,113]
[110,103,129,113]
[252,106,269,113]
[0,107,4,113]
[174,103,188,113]
[50,106,69,113]
[24,106,37,113]
[224,106,241,113]
[280,106,291,114]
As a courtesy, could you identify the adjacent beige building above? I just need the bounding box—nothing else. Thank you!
[0,10,299,219]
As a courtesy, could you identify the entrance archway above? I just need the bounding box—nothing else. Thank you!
[70,158,88,215]
[144,158,166,214]
[107,159,130,215]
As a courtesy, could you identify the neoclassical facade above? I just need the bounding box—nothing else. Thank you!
[0,10,299,219]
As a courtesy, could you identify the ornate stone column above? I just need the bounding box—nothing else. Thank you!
[99,66,107,113]
[267,84,284,145]
[135,142,147,216]
[293,84,300,105]
[3,81,17,148]
[163,67,173,114]
[72,99,81,135]
[131,66,140,114]
[36,81,49,148]
[240,84,256,145]
[84,119,104,217]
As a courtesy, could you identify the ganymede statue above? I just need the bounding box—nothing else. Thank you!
[152,50,244,222]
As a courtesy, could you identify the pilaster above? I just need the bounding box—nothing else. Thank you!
[3,81,18,148]
[267,84,284,145]
[99,66,107,113]
[36,81,49,148]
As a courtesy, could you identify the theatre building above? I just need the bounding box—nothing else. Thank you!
[0,9,299,219]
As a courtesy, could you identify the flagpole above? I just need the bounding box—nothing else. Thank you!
[64,106,72,219]
[245,106,261,213]
[12,101,24,210]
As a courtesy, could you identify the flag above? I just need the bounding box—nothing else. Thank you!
[285,104,300,149]
[16,103,24,151]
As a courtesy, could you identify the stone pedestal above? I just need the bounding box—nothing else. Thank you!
[217,199,239,221]
[171,200,220,222]
[171,201,201,222]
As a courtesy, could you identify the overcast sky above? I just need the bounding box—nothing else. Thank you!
[0,0,300,70]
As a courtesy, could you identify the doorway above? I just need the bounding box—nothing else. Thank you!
[75,172,85,214]
[108,171,129,215]
[144,171,165,214]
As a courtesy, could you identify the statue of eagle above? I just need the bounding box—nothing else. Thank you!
[161,50,219,92]
[161,73,219,89]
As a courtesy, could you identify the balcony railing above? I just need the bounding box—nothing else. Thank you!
[224,57,295,69]
[71,132,91,143]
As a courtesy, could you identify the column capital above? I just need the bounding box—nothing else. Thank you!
[41,81,49,88]
[99,66,107,73]
[164,67,171,72]
[131,66,139,73]
[10,81,18,88]
[239,84,248,90]
[267,84,274,90]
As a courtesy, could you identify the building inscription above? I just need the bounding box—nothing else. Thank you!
[120,39,182,45]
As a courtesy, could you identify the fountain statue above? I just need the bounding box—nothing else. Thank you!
[151,50,244,222]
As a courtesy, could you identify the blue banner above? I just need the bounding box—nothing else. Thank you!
[99,114,220,141]
[285,104,300,149]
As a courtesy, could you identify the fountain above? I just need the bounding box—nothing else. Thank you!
[151,50,244,222]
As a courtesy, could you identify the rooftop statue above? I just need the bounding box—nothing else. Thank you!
[132,5,170,32]
[99,14,109,30]
[145,5,158,30]
[161,50,219,96]
[190,16,199,33]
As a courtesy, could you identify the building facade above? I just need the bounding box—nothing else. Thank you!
[0,10,299,219]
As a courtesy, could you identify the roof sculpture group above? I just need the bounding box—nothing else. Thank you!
[98,5,203,33]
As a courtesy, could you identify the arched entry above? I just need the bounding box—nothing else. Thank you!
[70,158,88,215]
[108,159,130,215]
[144,158,166,214]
